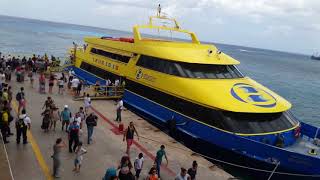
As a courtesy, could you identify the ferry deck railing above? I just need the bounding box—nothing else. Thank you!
[73,85,124,101]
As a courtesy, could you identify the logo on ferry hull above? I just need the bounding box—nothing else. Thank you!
[136,69,143,79]
[231,83,277,108]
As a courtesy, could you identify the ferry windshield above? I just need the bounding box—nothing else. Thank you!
[137,55,244,79]
[221,111,298,134]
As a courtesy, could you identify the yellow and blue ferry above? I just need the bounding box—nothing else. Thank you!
[69,15,320,179]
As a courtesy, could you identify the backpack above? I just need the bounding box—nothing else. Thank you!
[16,92,21,101]
[16,117,26,129]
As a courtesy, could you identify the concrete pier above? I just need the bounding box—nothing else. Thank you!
[3,74,233,180]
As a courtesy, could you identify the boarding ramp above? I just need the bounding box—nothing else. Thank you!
[73,85,124,101]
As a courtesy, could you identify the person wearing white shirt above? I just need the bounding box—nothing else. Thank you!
[115,99,123,122]
[106,79,111,96]
[16,109,31,144]
[134,153,144,178]
[114,79,120,87]
[0,71,5,84]
[73,113,82,126]
[71,78,80,94]
[175,168,191,180]
[84,94,91,114]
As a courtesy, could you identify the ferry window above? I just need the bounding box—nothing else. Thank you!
[126,79,297,134]
[80,62,118,81]
[221,111,298,134]
[90,48,130,64]
[126,80,228,130]
[136,55,243,79]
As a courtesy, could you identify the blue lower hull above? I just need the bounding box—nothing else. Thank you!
[123,90,320,179]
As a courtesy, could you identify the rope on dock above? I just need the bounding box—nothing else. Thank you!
[138,135,320,177]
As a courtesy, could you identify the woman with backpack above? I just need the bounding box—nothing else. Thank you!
[50,105,60,131]
[41,107,51,132]
[118,155,134,180]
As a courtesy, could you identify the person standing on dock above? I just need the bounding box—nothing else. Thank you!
[76,80,83,96]
[61,105,72,132]
[58,77,64,95]
[134,153,144,179]
[48,74,55,94]
[28,69,34,88]
[154,145,168,178]
[8,86,13,104]
[123,121,139,155]
[78,107,85,129]
[85,112,97,144]
[73,141,87,173]
[42,96,54,110]
[68,120,80,153]
[115,98,123,122]
[50,105,60,131]
[41,107,51,132]
[16,109,31,144]
[71,77,80,96]
[84,94,91,114]
[5,66,11,82]
[52,138,66,178]
[16,87,26,114]
[39,73,46,94]
[1,107,10,143]
[146,167,159,180]
[175,167,191,180]
[187,161,197,180]
[118,155,134,179]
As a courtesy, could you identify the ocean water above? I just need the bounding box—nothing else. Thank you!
[0,15,319,127]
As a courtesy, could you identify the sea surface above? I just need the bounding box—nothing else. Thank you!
[0,15,319,127]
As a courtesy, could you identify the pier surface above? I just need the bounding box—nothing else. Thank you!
[3,74,232,180]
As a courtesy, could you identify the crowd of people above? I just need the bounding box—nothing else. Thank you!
[0,52,199,180]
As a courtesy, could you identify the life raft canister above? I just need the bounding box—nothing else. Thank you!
[294,125,301,138]
[119,37,134,43]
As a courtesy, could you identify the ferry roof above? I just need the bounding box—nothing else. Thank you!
[85,37,240,65]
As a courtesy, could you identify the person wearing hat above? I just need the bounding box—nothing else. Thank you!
[60,105,72,132]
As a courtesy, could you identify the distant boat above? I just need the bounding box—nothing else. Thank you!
[311,53,320,60]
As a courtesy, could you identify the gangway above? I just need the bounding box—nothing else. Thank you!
[73,85,124,101]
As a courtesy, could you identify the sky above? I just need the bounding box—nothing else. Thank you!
[0,0,319,54]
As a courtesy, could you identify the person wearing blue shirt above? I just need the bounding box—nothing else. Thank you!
[68,120,79,153]
[155,145,168,178]
[60,105,72,132]
[102,166,117,180]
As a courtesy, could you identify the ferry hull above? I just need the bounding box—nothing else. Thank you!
[122,89,320,179]
[70,66,320,179]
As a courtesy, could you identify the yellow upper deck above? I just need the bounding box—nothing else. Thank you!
[76,16,291,113]
[85,16,239,65]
